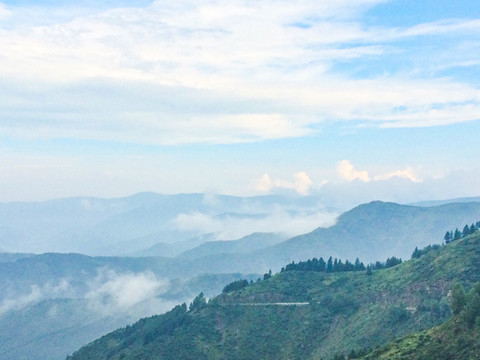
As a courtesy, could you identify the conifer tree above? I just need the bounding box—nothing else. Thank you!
[463,292,480,326]
[327,257,333,273]
[318,257,326,272]
[412,247,420,258]
[451,283,467,315]
[366,265,372,276]
[469,223,476,234]
[454,228,462,240]
[189,292,207,311]
[444,231,452,244]
[354,258,361,270]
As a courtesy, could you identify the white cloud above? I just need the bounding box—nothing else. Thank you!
[0,0,478,146]
[172,205,338,240]
[317,166,480,211]
[183,114,312,144]
[0,279,72,315]
[254,174,274,192]
[85,270,169,314]
[0,3,11,19]
[0,1,378,83]
[375,167,422,183]
[337,160,370,182]
[294,172,313,195]
[0,286,42,314]
[337,160,423,184]
[172,212,218,234]
[252,172,314,195]
[401,19,480,38]
[0,269,174,319]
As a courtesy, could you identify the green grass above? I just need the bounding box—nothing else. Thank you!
[360,311,480,360]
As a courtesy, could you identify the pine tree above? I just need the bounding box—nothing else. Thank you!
[263,269,272,280]
[463,292,480,327]
[451,283,467,315]
[318,257,326,272]
[354,258,361,270]
[327,257,333,273]
[454,228,462,240]
[189,292,207,311]
[444,231,452,244]
[470,223,476,234]
[366,265,372,276]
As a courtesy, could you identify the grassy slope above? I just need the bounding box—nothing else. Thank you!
[358,320,480,360]
[359,304,480,360]
[68,232,480,360]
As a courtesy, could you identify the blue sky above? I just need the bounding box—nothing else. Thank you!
[0,0,479,203]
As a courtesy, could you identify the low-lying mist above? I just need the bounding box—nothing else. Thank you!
[172,206,338,241]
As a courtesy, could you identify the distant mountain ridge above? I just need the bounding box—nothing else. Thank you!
[176,233,287,260]
[0,252,34,263]
[255,201,480,265]
[411,195,480,207]
[94,200,480,275]
[2,191,479,256]
[4,200,480,279]
[0,192,321,255]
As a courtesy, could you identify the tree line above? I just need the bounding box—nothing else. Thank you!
[444,221,480,244]
[450,282,480,327]
[412,220,480,260]
[280,255,402,274]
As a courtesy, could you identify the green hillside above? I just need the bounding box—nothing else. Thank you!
[67,232,480,360]
[359,282,480,360]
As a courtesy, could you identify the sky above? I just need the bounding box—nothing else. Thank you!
[0,0,479,203]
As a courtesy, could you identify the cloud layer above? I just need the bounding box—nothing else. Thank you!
[0,269,170,316]
[172,205,338,240]
[0,279,72,315]
[85,269,170,314]
[0,0,479,145]
[0,1,479,202]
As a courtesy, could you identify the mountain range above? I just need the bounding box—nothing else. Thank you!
[0,192,326,255]
[1,193,480,359]
[67,231,480,359]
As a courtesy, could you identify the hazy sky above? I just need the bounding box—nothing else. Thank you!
[1,0,479,202]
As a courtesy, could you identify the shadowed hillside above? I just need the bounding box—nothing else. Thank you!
[257,201,480,265]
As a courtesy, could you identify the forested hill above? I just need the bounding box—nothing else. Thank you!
[359,282,480,360]
[68,232,480,360]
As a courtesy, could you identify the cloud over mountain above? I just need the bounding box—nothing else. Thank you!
[253,172,314,195]
[337,160,370,182]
